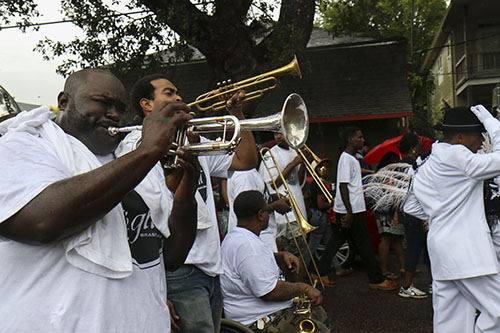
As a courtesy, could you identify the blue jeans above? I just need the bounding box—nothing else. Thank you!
[305,208,329,266]
[166,265,222,333]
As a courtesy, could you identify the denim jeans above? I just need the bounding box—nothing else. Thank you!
[166,265,222,333]
[306,208,329,266]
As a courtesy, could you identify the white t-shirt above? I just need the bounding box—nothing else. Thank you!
[259,145,307,230]
[182,141,233,277]
[0,130,171,331]
[227,169,266,230]
[220,227,293,325]
[227,169,278,252]
[334,151,366,214]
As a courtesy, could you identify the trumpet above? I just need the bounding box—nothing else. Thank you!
[259,147,324,291]
[108,93,309,168]
[189,55,302,112]
[298,146,333,203]
[294,288,317,333]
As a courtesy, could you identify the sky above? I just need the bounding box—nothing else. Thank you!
[0,0,278,107]
[0,1,82,106]
[1,0,450,107]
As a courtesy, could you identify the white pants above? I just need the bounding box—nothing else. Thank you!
[491,222,500,263]
[433,274,500,333]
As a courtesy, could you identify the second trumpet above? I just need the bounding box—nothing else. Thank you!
[108,93,310,168]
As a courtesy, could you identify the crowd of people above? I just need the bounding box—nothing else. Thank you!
[0,67,498,333]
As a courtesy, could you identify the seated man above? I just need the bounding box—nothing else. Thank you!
[221,190,330,332]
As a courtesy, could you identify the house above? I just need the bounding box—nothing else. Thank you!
[421,0,500,125]
[123,28,413,170]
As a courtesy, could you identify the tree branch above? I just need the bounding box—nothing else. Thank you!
[256,0,315,65]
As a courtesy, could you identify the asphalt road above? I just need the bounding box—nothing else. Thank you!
[320,256,433,332]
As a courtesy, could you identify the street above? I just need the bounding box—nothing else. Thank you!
[321,256,433,332]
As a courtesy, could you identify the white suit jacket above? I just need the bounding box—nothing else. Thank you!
[404,117,500,280]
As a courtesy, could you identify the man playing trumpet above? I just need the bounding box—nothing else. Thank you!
[0,68,199,331]
[130,73,258,332]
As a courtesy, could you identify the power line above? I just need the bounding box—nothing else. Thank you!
[0,10,148,30]
[414,31,500,55]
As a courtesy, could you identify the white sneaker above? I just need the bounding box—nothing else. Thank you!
[398,284,428,299]
[428,284,433,295]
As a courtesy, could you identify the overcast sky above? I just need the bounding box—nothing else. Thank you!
[0,1,82,106]
[2,1,449,107]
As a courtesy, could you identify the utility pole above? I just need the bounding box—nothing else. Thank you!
[410,0,415,62]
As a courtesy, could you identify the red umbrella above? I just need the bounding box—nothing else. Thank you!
[363,135,432,165]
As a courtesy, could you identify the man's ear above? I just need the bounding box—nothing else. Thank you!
[57,91,69,111]
[140,98,153,116]
[257,209,266,222]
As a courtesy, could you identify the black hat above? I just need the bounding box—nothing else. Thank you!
[434,106,485,132]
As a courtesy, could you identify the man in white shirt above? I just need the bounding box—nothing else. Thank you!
[317,126,398,291]
[221,190,330,332]
[259,134,307,236]
[0,69,199,331]
[404,105,500,332]
[227,168,291,252]
[130,74,257,332]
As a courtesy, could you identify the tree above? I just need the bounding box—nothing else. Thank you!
[317,0,446,68]
[317,0,447,137]
[29,0,315,87]
[0,1,39,32]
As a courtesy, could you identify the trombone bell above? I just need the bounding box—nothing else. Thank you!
[295,211,318,236]
[281,93,309,150]
[191,93,309,150]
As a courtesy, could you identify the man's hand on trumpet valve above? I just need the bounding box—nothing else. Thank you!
[139,101,192,157]
[162,150,201,194]
[225,89,246,113]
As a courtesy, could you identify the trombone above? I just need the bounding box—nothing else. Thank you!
[109,93,309,168]
[259,147,324,291]
[297,146,334,203]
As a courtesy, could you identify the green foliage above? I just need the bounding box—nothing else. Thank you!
[0,0,40,32]
[29,0,303,79]
[317,0,447,137]
[34,0,176,76]
[317,0,446,67]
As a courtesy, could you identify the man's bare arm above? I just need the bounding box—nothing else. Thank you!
[227,91,258,171]
[163,153,199,271]
[0,103,191,244]
[274,154,303,188]
[339,182,353,227]
[261,281,322,307]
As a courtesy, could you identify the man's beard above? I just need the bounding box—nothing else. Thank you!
[64,101,119,155]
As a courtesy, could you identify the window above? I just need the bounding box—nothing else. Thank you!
[437,55,443,85]
[481,52,500,70]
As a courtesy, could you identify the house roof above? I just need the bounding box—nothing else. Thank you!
[252,40,413,121]
[127,29,412,122]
